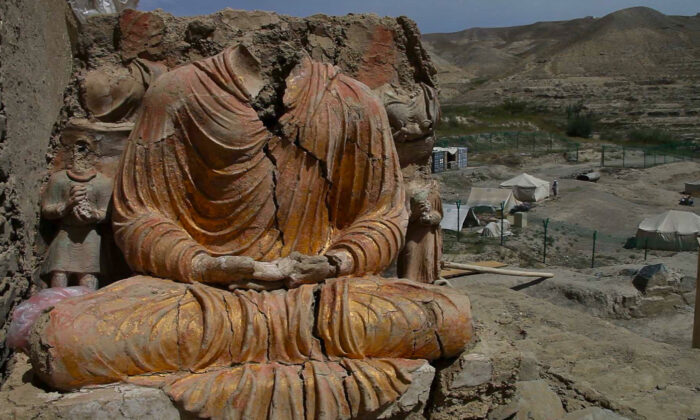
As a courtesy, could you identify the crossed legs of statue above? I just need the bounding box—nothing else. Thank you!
[28,275,472,419]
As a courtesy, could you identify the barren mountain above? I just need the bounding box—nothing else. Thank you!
[423,7,700,138]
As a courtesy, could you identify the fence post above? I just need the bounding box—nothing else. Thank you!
[591,231,597,268]
[500,201,505,246]
[576,145,579,162]
[543,218,550,264]
[622,146,626,168]
[456,200,461,242]
[601,145,605,167]
[644,238,648,260]
[643,150,646,168]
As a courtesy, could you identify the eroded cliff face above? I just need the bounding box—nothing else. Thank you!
[0,0,74,376]
[66,9,439,164]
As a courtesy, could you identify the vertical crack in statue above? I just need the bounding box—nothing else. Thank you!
[26,44,472,420]
[41,136,113,290]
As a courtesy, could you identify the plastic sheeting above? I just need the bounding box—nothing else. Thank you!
[480,220,512,237]
[500,173,550,202]
[636,210,700,251]
[68,0,139,23]
[7,287,93,353]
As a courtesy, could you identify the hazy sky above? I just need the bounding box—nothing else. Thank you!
[137,0,699,33]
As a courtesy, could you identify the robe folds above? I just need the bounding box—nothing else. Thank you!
[113,45,407,282]
[30,46,474,420]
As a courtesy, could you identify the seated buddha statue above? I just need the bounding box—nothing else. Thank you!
[28,45,473,420]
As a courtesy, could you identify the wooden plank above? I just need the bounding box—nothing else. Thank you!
[441,261,507,278]
[443,261,554,279]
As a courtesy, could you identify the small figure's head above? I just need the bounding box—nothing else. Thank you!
[70,137,98,172]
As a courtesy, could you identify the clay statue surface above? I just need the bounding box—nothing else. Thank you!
[28,46,472,420]
[398,177,443,284]
[375,83,441,167]
[376,84,445,284]
[41,138,112,290]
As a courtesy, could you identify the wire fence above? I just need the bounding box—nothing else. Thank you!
[600,144,699,168]
[526,213,632,268]
[436,131,581,161]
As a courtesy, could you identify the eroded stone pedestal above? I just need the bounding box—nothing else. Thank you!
[0,354,435,420]
[0,355,180,420]
[1,331,634,420]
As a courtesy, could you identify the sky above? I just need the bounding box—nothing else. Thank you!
[137,0,700,33]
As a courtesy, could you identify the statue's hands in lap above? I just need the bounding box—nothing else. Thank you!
[278,252,338,289]
[193,252,337,291]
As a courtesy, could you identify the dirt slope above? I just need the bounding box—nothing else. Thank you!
[460,283,700,419]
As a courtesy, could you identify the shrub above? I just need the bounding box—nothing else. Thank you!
[627,128,676,145]
[566,115,593,138]
[501,98,529,115]
[565,103,593,138]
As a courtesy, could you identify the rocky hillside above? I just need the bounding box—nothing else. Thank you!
[423,7,700,138]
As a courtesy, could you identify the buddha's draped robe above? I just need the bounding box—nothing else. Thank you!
[112,47,406,281]
[29,46,473,420]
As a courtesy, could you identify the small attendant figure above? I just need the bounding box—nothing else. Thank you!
[397,178,444,284]
[41,137,113,290]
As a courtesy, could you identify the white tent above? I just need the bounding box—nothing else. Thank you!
[500,173,550,202]
[440,202,469,232]
[684,180,700,197]
[466,187,519,214]
[636,210,700,251]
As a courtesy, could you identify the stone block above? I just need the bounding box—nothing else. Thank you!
[377,360,435,419]
[0,354,181,420]
[449,353,493,389]
[632,294,685,317]
[428,336,521,420]
[48,385,182,420]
